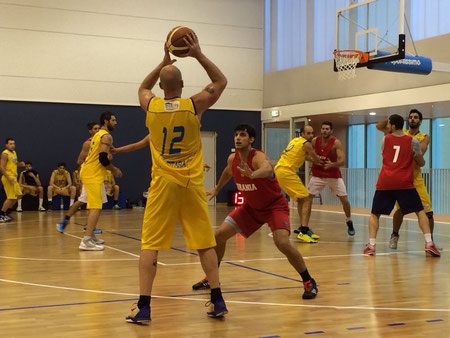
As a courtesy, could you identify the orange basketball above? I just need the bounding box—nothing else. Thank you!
[166,26,194,57]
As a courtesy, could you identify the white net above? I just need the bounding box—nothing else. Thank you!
[334,50,362,80]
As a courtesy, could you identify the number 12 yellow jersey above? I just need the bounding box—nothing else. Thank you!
[146,97,204,188]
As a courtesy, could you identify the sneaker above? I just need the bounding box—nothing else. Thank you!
[92,235,105,245]
[16,207,22,212]
[4,215,13,222]
[83,226,102,234]
[206,299,228,317]
[297,232,318,243]
[307,229,320,240]
[389,234,399,249]
[38,206,46,212]
[364,243,376,255]
[126,304,151,325]
[56,219,69,233]
[425,242,441,257]
[346,220,355,236]
[112,204,121,210]
[293,227,302,234]
[79,238,104,251]
[0,215,8,223]
[302,278,318,299]
[192,278,210,290]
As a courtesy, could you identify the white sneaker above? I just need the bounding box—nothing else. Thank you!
[16,207,23,212]
[38,206,46,211]
[92,235,105,245]
[79,238,104,251]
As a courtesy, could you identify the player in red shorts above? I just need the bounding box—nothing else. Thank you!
[364,114,440,257]
[192,124,318,299]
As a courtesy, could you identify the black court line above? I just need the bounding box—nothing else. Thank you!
[107,230,302,283]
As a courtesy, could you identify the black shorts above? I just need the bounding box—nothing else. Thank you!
[371,189,423,215]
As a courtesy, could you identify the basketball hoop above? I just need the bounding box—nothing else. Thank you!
[333,50,368,80]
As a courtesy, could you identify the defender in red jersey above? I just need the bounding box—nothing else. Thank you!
[301,121,355,237]
[192,124,318,299]
[365,115,440,257]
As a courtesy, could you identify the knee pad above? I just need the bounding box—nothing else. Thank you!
[426,211,434,219]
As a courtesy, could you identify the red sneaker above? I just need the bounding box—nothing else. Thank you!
[425,242,441,257]
[364,243,376,255]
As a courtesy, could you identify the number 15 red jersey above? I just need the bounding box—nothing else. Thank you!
[376,133,414,190]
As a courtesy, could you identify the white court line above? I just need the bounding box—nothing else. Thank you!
[0,235,57,242]
[0,255,137,262]
[307,215,450,238]
[306,208,450,225]
[153,249,428,266]
[63,233,140,259]
[0,278,449,313]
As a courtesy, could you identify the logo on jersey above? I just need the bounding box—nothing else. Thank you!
[236,183,258,192]
[164,101,180,111]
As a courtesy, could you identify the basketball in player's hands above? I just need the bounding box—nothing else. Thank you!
[166,26,195,57]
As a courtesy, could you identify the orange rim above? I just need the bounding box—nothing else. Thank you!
[334,49,369,64]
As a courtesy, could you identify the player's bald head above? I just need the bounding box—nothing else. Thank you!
[159,65,183,91]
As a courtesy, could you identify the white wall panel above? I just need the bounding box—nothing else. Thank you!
[0,1,263,110]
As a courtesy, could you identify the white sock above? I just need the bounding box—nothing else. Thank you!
[424,233,432,243]
[39,198,43,208]
[17,199,22,209]
[346,217,351,222]
[369,238,376,246]
[70,199,74,206]
[48,198,52,202]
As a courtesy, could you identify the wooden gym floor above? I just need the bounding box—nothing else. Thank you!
[0,205,448,337]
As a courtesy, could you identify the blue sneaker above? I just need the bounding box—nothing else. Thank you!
[56,219,68,233]
[126,304,151,325]
[83,226,102,234]
[206,299,228,318]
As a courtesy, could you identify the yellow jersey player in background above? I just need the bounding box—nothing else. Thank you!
[274,126,321,243]
[78,112,122,251]
[376,109,434,249]
[126,33,228,324]
[0,138,25,222]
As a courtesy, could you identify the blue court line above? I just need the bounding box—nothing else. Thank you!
[387,322,405,326]
[426,319,443,322]
[347,326,366,330]
[0,298,136,312]
[107,231,303,283]
[169,286,300,297]
[304,331,325,334]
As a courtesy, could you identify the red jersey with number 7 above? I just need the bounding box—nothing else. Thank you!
[376,133,414,190]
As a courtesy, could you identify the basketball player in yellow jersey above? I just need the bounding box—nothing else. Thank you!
[376,109,434,249]
[0,138,25,222]
[79,112,122,251]
[274,126,321,243]
[126,34,228,324]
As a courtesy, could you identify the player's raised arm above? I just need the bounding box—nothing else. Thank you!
[239,151,272,179]
[207,154,234,200]
[376,118,391,134]
[412,138,425,167]
[138,46,176,112]
[186,33,227,118]
[113,135,149,154]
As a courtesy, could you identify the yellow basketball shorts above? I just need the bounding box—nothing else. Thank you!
[395,179,432,213]
[274,166,309,200]
[1,176,21,199]
[141,175,216,251]
[83,183,104,209]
